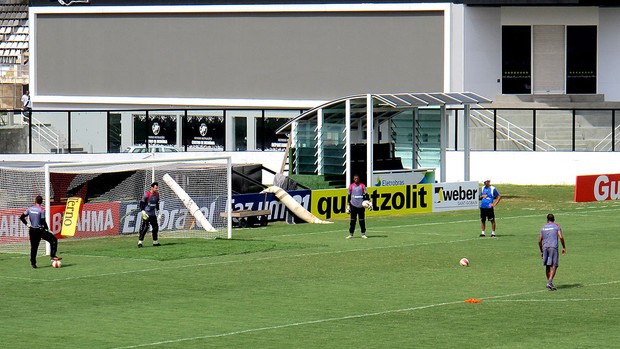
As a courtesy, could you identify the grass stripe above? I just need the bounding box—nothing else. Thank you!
[111,279,620,349]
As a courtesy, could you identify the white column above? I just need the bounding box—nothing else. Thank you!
[440,104,447,183]
[366,94,374,183]
[176,113,183,148]
[291,121,298,174]
[44,164,51,256]
[345,99,351,181]
[463,104,471,181]
[247,116,256,151]
[412,108,418,169]
[225,111,233,151]
[316,108,323,175]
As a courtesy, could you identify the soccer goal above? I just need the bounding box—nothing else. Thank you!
[0,156,232,254]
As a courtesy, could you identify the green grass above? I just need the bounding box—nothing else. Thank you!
[1,185,619,348]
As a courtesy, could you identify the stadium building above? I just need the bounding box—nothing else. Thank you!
[1,0,620,184]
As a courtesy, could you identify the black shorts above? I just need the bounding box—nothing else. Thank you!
[480,208,495,222]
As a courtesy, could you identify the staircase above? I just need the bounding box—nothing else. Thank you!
[29,116,87,154]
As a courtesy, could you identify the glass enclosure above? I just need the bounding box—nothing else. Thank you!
[5,106,620,155]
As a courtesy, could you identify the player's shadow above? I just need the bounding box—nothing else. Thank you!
[364,235,388,238]
[556,283,582,290]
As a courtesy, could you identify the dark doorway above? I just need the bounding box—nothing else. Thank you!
[566,26,597,94]
[502,26,531,94]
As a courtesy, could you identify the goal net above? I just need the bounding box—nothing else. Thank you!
[0,156,232,254]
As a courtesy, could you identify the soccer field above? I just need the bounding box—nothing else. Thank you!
[1,185,619,348]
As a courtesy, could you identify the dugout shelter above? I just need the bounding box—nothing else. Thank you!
[276,92,491,185]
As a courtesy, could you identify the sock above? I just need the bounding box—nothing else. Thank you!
[481,231,485,235]
[492,231,496,235]
[548,278,553,284]
[138,240,143,244]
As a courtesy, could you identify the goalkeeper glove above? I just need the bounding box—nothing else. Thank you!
[141,210,148,220]
[345,204,350,214]
[26,223,31,228]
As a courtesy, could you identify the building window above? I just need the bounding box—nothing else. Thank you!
[566,25,597,94]
[502,26,532,94]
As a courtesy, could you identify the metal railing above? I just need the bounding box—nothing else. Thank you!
[30,115,61,153]
[470,108,557,151]
[593,123,620,152]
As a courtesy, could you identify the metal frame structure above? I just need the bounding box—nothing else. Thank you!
[276,92,491,182]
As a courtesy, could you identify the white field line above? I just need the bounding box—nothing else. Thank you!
[111,279,620,349]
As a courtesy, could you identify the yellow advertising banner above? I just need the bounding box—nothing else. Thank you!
[61,197,83,237]
[310,184,433,220]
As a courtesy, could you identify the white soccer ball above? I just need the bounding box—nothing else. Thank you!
[361,200,373,210]
[459,258,469,267]
[51,259,62,268]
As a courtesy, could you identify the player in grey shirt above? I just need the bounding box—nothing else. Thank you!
[538,213,567,291]
[346,175,368,239]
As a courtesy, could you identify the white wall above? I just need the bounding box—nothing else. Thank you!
[446,151,620,185]
[597,8,620,101]
[462,6,502,99]
[3,151,619,186]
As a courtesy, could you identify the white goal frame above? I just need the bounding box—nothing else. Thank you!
[42,156,232,254]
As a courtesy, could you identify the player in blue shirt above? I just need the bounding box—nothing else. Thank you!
[538,213,566,291]
[479,179,501,237]
[19,195,61,268]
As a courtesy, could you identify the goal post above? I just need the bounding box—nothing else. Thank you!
[0,156,232,255]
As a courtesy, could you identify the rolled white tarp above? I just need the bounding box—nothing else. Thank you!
[162,173,216,232]
[261,185,333,224]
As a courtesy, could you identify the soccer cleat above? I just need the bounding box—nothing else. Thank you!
[546,284,557,291]
[479,233,486,237]
[138,242,143,248]
[346,235,353,239]
[491,234,496,238]
[153,243,161,247]
[51,256,62,261]
[31,264,37,269]
[362,235,368,239]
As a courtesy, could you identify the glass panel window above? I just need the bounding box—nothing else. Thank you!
[256,110,296,151]
[29,111,69,154]
[577,110,612,152]
[469,108,495,151]
[491,109,535,151]
[536,110,572,151]
[392,109,414,168]
[417,109,441,168]
[185,111,225,151]
[132,112,180,148]
[71,111,108,153]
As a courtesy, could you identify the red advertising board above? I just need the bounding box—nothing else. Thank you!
[0,208,31,243]
[49,202,121,238]
[0,202,122,245]
[574,173,620,202]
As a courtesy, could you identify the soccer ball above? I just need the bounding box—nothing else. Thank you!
[51,259,62,268]
[459,258,469,267]
[361,200,373,210]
